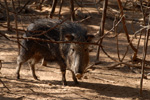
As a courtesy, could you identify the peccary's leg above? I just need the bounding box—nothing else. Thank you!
[16,56,28,79]
[70,70,79,85]
[16,61,22,79]
[29,55,42,80]
[29,63,38,80]
[57,59,67,85]
[61,70,67,86]
[28,57,41,80]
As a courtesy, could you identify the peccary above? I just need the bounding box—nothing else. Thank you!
[16,19,94,85]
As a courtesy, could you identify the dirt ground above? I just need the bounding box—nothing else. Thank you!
[0,0,150,100]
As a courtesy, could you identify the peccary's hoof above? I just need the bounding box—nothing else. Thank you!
[75,73,82,79]
[16,74,20,79]
[33,76,39,80]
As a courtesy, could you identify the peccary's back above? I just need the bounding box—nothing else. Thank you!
[26,19,87,41]
[27,19,61,41]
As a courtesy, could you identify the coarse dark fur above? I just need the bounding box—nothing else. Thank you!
[16,19,94,85]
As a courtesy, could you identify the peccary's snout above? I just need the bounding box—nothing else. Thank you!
[68,44,89,80]
[75,73,82,79]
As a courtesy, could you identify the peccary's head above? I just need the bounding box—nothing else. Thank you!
[65,34,94,79]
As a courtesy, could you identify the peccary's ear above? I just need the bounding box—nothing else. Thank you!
[87,35,94,42]
[65,34,74,41]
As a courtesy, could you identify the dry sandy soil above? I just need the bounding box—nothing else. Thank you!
[0,0,150,100]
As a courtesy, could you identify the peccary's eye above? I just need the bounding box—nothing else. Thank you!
[85,49,88,52]
[72,48,74,52]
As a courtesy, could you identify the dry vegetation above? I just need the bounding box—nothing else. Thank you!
[0,0,150,100]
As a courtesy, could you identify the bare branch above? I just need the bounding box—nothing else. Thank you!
[107,62,150,70]
[12,0,20,55]
[9,36,99,46]
[117,0,137,53]
[18,0,31,13]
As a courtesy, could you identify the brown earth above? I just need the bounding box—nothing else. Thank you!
[0,1,150,100]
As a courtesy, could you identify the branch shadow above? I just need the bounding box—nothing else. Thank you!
[74,81,150,99]
[0,96,17,100]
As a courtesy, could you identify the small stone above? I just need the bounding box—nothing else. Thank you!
[48,83,53,86]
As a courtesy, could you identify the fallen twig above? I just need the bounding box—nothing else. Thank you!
[0,60,3,71]
[92,76,115,83]
[0,78,10,91]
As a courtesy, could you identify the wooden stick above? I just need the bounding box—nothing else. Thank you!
[58,0,64,19]
[140,14,150,97]
[49,0,58,18]
[4,0,11,31]
[114,17,121,62]
[92,76,115,83]
[117,0,137,53]
[18,0,30,13]
[0,79,10,91]
[0,60,3,72]
[70,0,75,21]
[9,36,100,46]
[0,60,10,91]
[12,0,20,55]
[96,0,108,61]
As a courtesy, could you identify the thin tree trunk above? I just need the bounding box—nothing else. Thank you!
[96,0,108,61]
[140,14,150,97]
[12,0,20,55]
[117,0,137,60]
[49,0,58,18]
[134,0,147,60]
[140,20,150,97]
[4,0,11,31]
[58,0,64,19]
[70,0,75,21]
